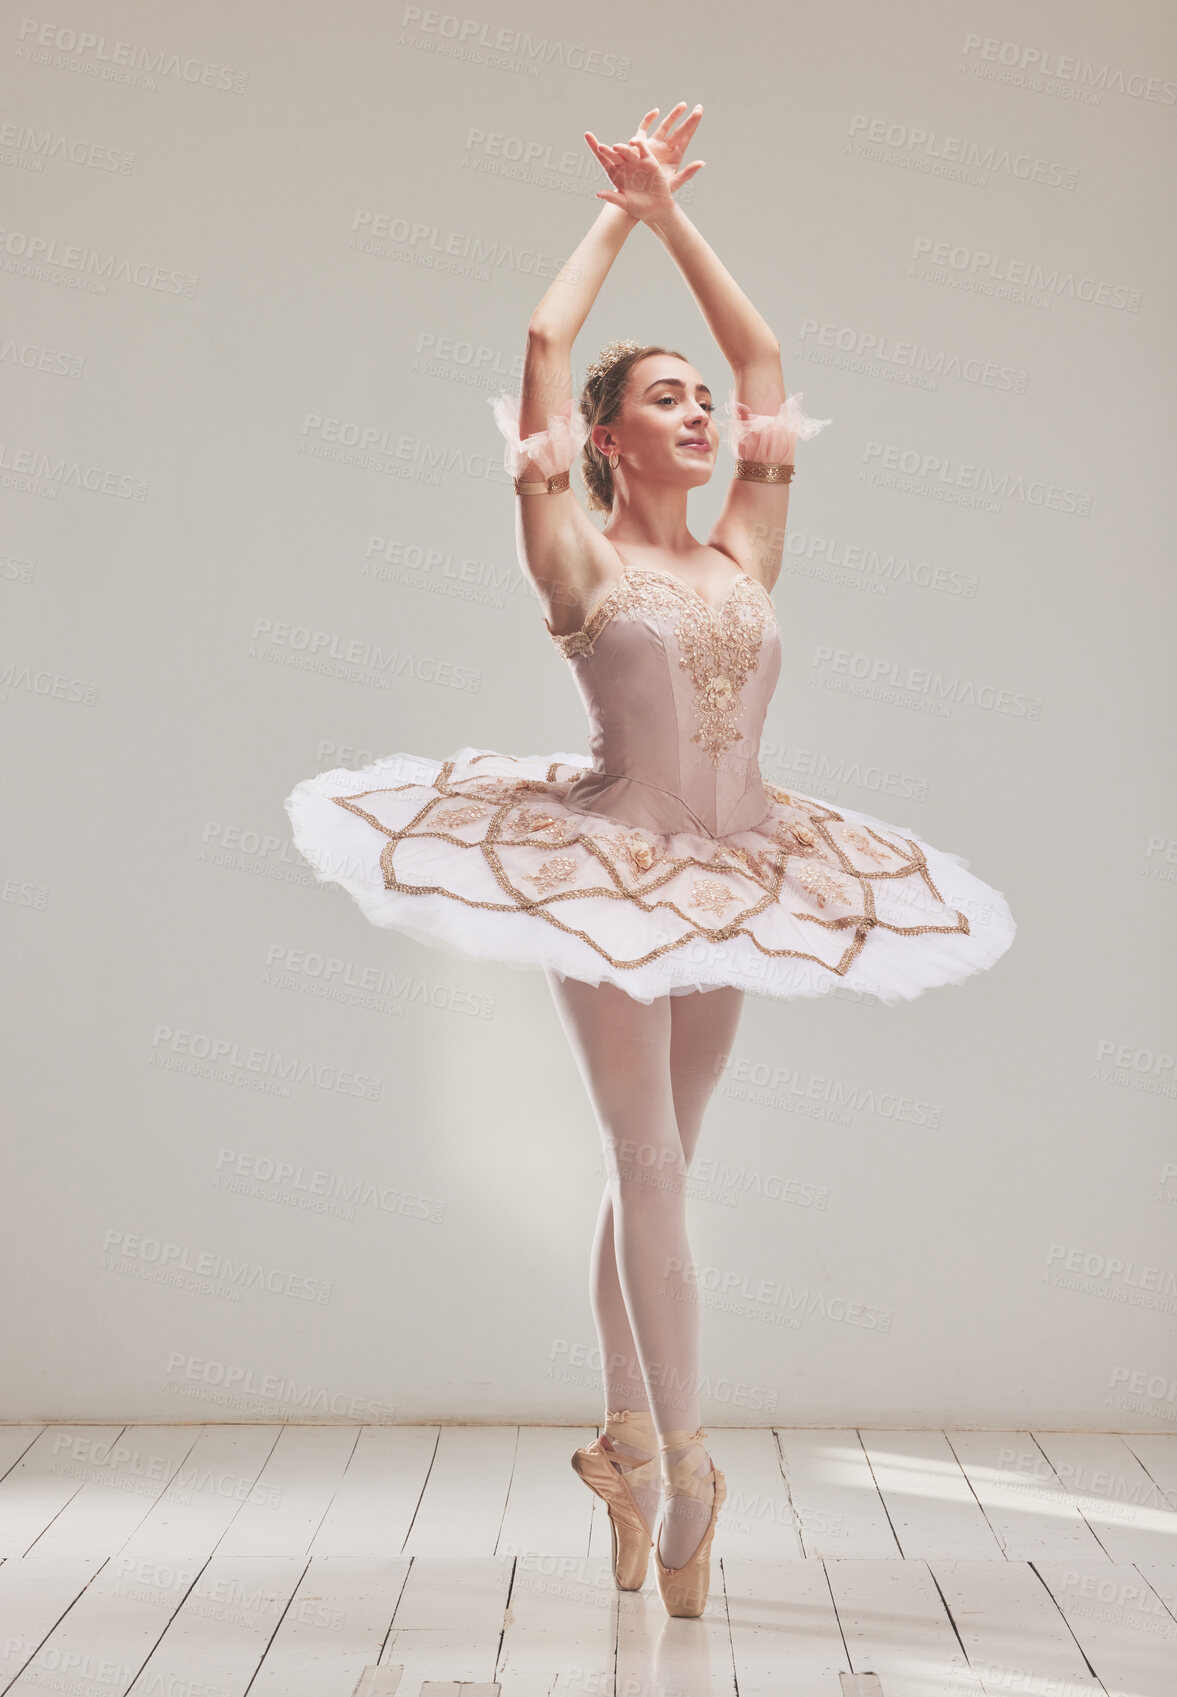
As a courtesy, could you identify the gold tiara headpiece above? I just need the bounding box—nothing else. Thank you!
[584,338,643,384]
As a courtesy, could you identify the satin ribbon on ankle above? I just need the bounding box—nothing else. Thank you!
[657,1426,714,1504]
[657,1425,707,1451]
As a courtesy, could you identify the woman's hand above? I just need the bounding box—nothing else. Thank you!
[629,103,704,182]
[585,102,705,221]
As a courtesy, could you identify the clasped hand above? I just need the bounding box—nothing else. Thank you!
[585,101,706,222]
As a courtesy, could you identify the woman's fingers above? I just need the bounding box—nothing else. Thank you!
[585,131,623,164]
[653,101,688,139]
[669,160,705,192]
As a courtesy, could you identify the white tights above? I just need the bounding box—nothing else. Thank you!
[545,970,745,1567]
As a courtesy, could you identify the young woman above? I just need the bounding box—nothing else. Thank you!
[285,104,1016,1618]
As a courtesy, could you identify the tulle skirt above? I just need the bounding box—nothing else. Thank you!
[284,747,1016,1007]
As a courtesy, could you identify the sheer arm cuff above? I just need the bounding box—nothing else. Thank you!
[721,389,833,465]
[489,390,590,481]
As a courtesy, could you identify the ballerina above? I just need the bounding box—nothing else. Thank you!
[285,102,1016,1617]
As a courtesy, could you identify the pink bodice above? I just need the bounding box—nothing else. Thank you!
[546,564,781,839]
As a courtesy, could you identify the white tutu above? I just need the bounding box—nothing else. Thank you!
[285,747,1016,1007]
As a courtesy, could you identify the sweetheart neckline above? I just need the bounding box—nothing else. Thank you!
[545,562,771,644]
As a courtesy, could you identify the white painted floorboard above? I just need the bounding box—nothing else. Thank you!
[0,1424,1173,1696]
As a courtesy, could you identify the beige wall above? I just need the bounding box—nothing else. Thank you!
[3,0,1174,1426]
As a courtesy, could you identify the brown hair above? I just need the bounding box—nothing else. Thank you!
[579,344,689,513]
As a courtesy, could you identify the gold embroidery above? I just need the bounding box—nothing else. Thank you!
[792,861,850,909]
[509,806,577,844]
[842,825,894,863]
[523,855,577,893]
[547,566,772,766]
[674,585,769,767]
[775,819,821,854]
[434,804,491,828]
[465,777,533,800]
[689,878,738,917]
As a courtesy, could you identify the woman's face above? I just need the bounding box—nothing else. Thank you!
[596,354,717,493]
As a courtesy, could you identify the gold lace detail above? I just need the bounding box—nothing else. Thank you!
[547,566,773,767]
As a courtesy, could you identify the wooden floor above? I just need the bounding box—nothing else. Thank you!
[0,1425,1174,1695]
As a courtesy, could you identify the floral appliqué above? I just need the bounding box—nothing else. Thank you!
[510,806,577,846]
[775,818,822,856]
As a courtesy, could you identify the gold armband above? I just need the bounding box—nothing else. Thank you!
[514,470,571,495]
[735,459,795,484]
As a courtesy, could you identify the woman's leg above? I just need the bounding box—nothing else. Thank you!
[668,984,745,1166]
[546,970,744,1565]
[586,1182,661,1530]
[588,984,746,1417]
[547,971,693,1436]
[655,984,745,1564]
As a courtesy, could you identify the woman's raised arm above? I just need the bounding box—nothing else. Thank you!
[517,202,638,441]
[596,134,830,588]
[519,105,706,436]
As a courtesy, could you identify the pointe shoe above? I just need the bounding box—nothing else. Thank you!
[652,1425,726,1619]
[571,1408,658,1590]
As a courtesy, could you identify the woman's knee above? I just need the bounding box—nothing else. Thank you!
[602,1133,688,1197]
